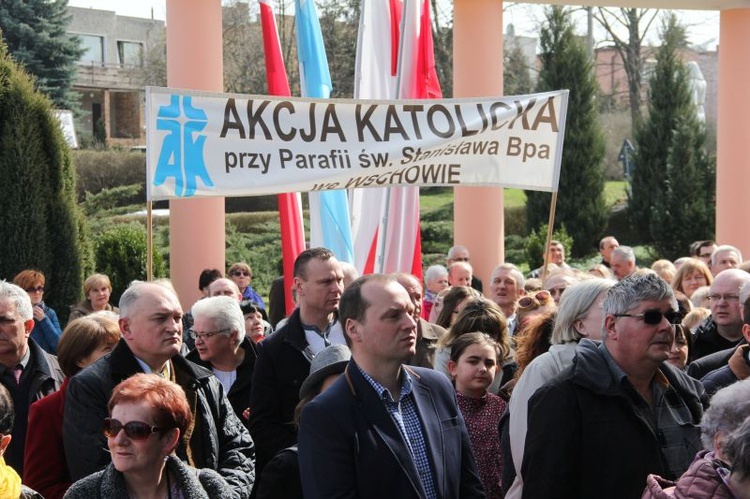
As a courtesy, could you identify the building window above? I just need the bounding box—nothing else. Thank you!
[79,35,104,65]
[118,41,143,67]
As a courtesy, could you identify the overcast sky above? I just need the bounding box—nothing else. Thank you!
[67,0,721,51]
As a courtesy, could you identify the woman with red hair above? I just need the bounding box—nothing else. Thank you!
[65,373,232,498]
[13,269,61,354]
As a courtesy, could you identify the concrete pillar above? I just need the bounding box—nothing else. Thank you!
[165,0,225,309]
[103,89,111,145]
[716,9,750,258]
[452,0,504,286]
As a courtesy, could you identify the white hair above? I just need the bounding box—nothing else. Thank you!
[711,245,743,267]
[0,281,32,321]
[611,245,636,263]
[191,296,246,344]
[425,265,448,284]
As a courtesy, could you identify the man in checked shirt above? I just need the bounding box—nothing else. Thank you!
[298,273,484,499]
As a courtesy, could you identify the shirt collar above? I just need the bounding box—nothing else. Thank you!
[599,341,671,390]
[357,364,414,404]
[17,346,31,370]
[134,356,171,378]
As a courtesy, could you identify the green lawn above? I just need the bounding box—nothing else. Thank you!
[420,181,628,214]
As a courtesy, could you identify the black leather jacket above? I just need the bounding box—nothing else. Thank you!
[63,339,255,498]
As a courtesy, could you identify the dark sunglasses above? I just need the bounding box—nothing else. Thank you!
[103,418,165,441]
[231,271,252,278]
[25,286,44,293]
[614,309,683,325]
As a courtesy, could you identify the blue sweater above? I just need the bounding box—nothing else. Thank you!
[32,303,62,354]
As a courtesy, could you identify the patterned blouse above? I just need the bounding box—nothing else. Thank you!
[456,391,506,499]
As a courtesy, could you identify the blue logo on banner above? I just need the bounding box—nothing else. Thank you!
[153,95,213,197]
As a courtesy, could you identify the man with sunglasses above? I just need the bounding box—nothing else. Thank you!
[64,281,255,498]
[521,273,705,499]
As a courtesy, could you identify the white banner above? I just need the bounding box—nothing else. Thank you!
[145,87,568,201]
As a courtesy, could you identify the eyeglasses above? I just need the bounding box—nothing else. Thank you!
[708,293,740,303]
[25,286,44,293]
[517,290,552,309]
[188,327,231,341]
[231,271,252,278]
[103,418,165,440]
[451,257,470,262]
[614,309,683,325]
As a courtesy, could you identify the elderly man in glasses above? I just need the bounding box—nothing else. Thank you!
[690,268,750,362]
[520,273,706,499]
[63,281,255,498]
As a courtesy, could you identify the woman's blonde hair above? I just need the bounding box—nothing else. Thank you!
[671,258,712,297]
[83,273,112,297]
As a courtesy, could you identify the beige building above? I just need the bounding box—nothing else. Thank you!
[68,7,165,147]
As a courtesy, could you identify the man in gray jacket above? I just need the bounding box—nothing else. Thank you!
[64,281,255,498]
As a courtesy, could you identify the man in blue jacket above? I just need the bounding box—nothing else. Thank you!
[298,274,484,499]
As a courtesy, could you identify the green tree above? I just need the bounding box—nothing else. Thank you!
[0,37,86,322]
[0,0,84,110]
[94,224,166,305]
[524,224,574,269]
[525,6,607,257]
[628,13,694,243]
[646,15,715,259]
[503,39,533,96]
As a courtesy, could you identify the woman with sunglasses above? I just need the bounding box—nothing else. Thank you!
[12,269,62,354]
[64,373,232,499]
[505,277,615,499]
[24,312,121,499]
[228,262,266,311]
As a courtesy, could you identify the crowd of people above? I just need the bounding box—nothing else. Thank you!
[1,237,750,498]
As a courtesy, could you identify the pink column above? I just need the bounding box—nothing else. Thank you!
[166,0,225,309]
[717,9,750,258]
[453,0,504,286]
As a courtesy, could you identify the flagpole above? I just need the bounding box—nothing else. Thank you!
[146,200,153,281]
[540,192,559,285]
[375,0,412,274]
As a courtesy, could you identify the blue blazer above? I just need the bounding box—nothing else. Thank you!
[298,360,485,499]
